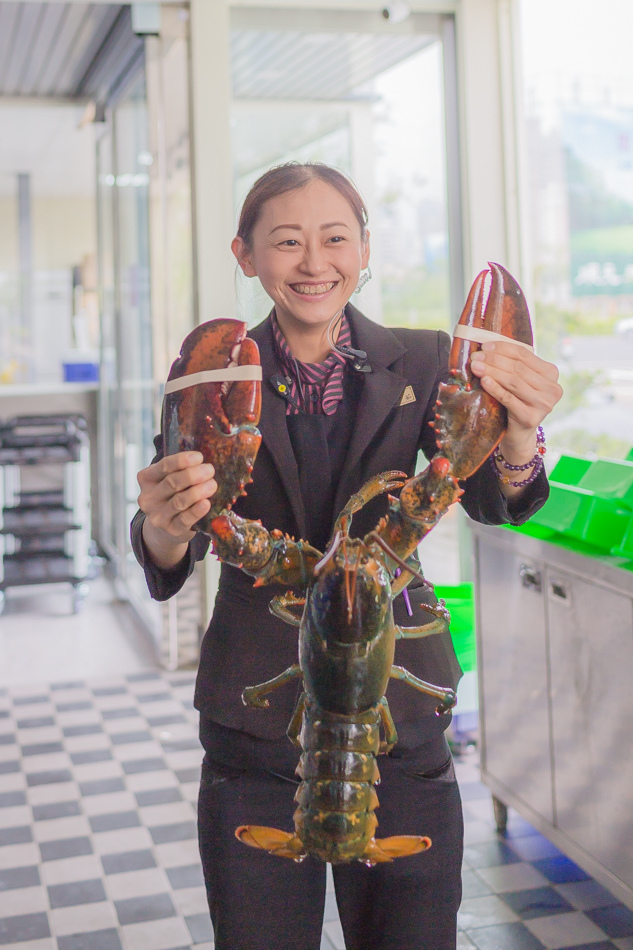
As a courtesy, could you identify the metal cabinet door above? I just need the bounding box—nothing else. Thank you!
[477,538,554,823]
[547,570,633,887]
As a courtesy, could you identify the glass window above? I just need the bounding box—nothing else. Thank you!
[521,0,633,462]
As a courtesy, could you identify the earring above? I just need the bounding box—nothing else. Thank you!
[354,266,372,294]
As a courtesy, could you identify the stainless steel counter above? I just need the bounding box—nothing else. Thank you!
[472,522,633,909]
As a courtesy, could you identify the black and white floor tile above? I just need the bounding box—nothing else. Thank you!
[1,672,633,950]
[0,672,208,950]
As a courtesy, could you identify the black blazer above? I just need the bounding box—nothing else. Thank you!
[131,305,548,743]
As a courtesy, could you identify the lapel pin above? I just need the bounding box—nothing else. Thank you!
[399,385,416,407]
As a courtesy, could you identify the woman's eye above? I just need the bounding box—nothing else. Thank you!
[279,239,299,247]
[328,236,346,244]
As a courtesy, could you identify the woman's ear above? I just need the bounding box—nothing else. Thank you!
[231,236,257,278]
[361,230,371,270]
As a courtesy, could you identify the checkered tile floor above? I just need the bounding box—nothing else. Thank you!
[1,674,633,950]
[0,672,207,950]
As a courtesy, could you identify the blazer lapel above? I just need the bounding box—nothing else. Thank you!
[249,318,306,538]
[333,307,408,515]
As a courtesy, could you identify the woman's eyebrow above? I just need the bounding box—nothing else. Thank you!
[269,223,301,234]
[268,221,351,235]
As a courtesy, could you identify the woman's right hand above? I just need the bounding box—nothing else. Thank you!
[137,452,217,569]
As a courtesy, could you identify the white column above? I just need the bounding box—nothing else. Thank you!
[189,0,236,323]
[456,0,531,301]
[189,0,238,623]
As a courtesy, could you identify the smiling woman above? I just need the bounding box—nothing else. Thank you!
[133,162,560,950]
[232,165,370,360]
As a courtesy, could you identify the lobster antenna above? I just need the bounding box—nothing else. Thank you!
[367,532,433,590]
[341,538,360,624]
[313,531,343,574]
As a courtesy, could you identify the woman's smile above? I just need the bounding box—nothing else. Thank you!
[289,280,338,298]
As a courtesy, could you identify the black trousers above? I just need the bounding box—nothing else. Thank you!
[198,719,463,950]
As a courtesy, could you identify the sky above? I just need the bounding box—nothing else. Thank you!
[520,0,633,114]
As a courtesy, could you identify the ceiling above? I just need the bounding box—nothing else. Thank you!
[0,2,141,99]
[0,2,437,102]
[0,3,142,197]
[231,29,436,101]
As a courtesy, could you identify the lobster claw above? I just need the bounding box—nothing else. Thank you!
[433,262,533,481]
[162,318,262,534]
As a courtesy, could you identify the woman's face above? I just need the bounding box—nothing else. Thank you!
[232,179,370,330]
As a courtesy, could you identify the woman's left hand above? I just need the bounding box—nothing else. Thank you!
[469,341,563,493]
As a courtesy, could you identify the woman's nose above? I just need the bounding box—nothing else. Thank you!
[299,242,328,275]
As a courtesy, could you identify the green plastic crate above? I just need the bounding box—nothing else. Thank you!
[571,498,631,551]
[611,514,633,559]
[576,458,633,507]
[435,584,476,674]
[549,453,593,486]
[525,482,629,554]
[506,522,556,541]
[507,447,633,568]
[530,482,595,533]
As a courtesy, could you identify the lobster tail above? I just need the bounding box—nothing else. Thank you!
[362,834,432,865]
[235,825,307,861]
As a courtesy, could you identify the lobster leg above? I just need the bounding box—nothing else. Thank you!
[242,664,302,709]
[390,665,457,715]
[395,616,450,640]
[210,513,322,589]
[287,692,307,748]
[269,592,306,627]
[378,697,398,754]
[333,471,407,536]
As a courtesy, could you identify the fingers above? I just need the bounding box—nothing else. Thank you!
[156,462,216,504]
[137,451,218,540]
[138,453,212,494]
[472,342,559,386]
[470,342,562,429]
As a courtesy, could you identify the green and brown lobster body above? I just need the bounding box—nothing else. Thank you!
[162,262,534,865]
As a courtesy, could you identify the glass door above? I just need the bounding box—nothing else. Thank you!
[95,18,200,664]
[230,10,461,336]
[96,125,119,564]
[112,73,157,613]
[96,66,160,633]
[229,9,464,587]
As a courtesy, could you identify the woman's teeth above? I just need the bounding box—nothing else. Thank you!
[291,282,336,295]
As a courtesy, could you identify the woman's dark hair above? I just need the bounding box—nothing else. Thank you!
[236,162,368,248]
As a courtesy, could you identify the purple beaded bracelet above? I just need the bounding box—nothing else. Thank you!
[491,426,546,487]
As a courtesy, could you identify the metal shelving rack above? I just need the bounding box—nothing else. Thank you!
[0,415,92,615]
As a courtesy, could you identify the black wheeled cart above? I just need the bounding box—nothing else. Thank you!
[0,415,92,615]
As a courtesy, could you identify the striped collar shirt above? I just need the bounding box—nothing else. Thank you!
[271,310,352,416]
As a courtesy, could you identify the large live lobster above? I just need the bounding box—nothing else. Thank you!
[162,263,533,866]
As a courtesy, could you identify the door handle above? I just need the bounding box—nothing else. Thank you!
[519,564,542,593]
[550,579,571,605]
